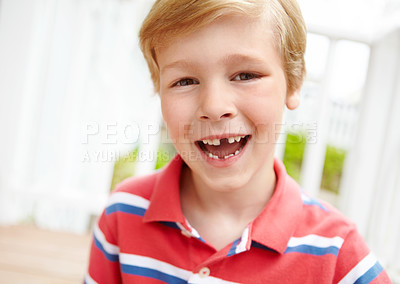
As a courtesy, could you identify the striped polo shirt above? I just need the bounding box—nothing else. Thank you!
[85,155,391,283]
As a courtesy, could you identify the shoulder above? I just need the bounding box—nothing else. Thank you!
[94,170,164,244]
[112,170,160,200]
[280,172,355,238]
[298,189,356,238]
[110,155,183,201]
[295,190,391,282]
[101,170,164,219]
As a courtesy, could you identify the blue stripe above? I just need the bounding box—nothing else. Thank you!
[227,239,241,256]
[94,236,119,262]
[251,242,278,253]
[354,261,384,284]
[160,221,181,230]
[301,189,328,211]
[106,203,146,216]
[121,264,187,284]
[285,245,339,256]
[302,198,328,211]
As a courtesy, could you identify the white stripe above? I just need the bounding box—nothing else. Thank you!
[177,221,203,239]
[236,227,250,254]
[301,192,319,205]
[301,193,311,202]
[120,253,240,284]
[185,220,202,239]
[120,253,193,280]
[84,273,98,284]
[93,223,120,255]
[177,222,195,238]
[188,273,240,284]
[189,226,202,239]
[338,252,378,284]
[287,234,344,249]
[119,253,236,284]
[107,192,150,209]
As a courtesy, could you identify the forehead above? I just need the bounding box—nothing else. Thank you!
[162,10,273,40]
[156,14,280,73]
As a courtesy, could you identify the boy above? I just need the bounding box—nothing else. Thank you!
[86,0,391,283]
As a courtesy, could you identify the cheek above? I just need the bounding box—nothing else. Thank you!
[241,92,285,125]
[241,78,287,118]
[240,92,286,143]
[161,97,193,142]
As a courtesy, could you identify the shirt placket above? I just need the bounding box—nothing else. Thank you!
[177,221,253,283]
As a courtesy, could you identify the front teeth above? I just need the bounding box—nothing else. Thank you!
[202,135,246,146]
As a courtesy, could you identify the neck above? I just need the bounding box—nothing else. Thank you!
[180,158,276,223]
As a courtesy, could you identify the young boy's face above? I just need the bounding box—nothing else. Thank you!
[157,14,299,192]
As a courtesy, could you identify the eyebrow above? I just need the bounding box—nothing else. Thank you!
[221,53,267,66]
[160,60,195,74]
[160,53,267,74]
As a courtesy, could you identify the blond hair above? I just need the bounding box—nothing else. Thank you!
[139,0,306,94]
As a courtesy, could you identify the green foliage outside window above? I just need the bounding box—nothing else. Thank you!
[283,132,346,194]
[110,143,176,191]
[321,145,346,194]
[283,132,307,182]
[110,147,138,191]
[155,143,176,170]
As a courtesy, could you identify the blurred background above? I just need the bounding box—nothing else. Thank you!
[0,0,399,282]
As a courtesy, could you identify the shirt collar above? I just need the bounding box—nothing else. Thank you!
[143,155,186,224]
[143,155,303,254]
[250,158,303,254]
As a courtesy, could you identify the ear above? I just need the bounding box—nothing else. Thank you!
[286,89,300,110]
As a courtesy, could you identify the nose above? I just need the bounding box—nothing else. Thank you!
[196,82,237,121]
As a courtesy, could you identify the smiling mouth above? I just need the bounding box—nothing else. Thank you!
[196,135,251,160]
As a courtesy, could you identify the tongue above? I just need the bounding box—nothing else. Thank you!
[204,139,242,158]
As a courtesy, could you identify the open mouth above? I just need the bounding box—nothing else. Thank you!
[196,135,251,160]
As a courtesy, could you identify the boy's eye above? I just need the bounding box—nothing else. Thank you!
[173,78,199,87]
[233,72,259,81]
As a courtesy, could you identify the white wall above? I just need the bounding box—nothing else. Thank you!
[0,0,158,233]
[0,0,39,225]
[339,30,400,280]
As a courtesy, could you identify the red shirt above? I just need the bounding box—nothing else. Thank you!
[85,155,391,283]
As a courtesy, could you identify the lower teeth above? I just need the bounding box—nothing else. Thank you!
[208,149,241,160]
